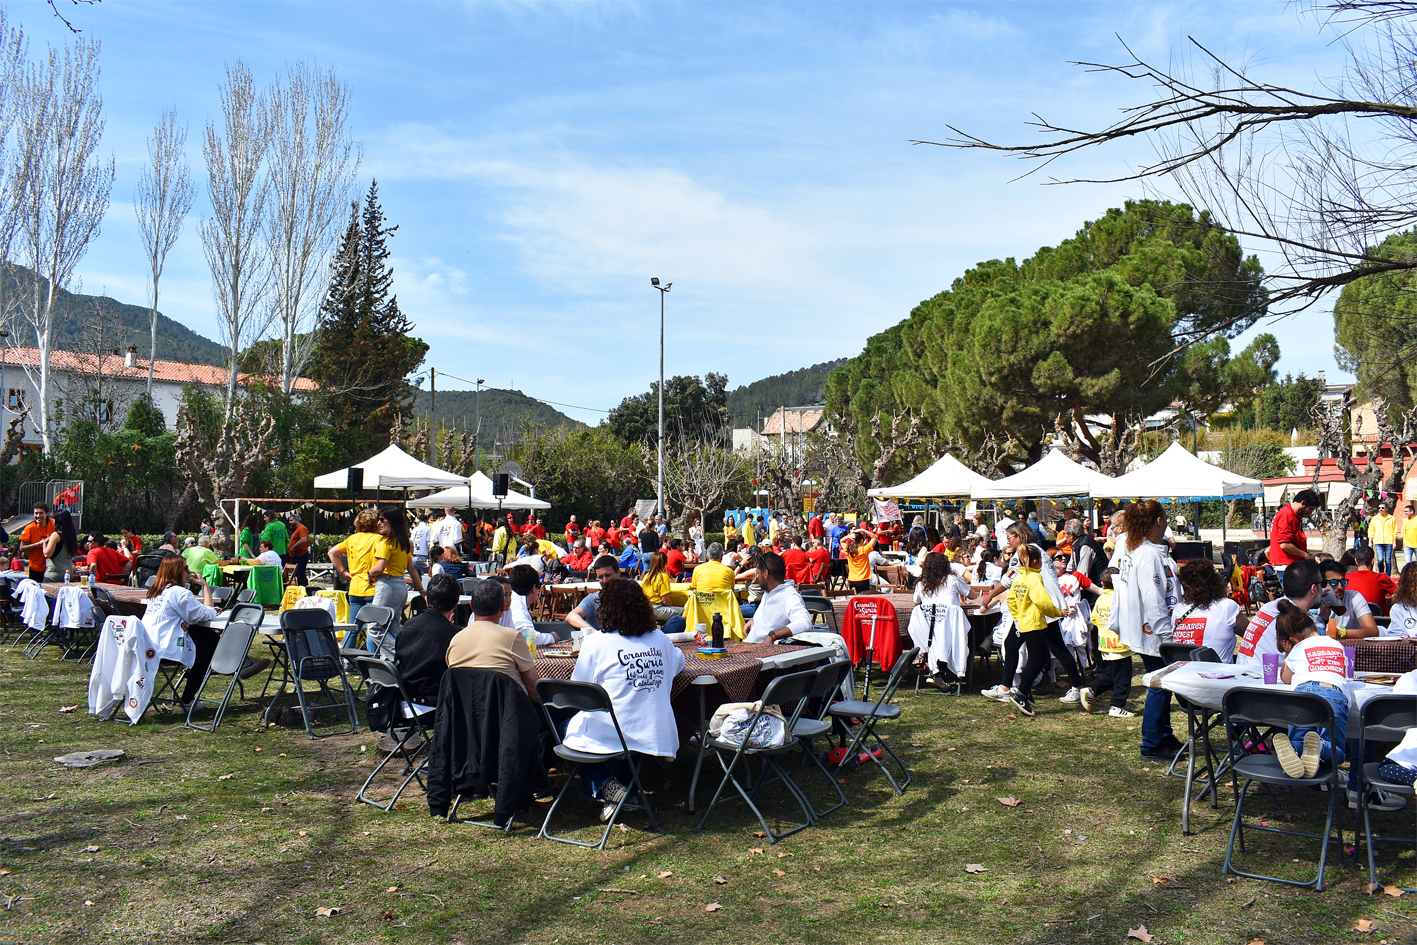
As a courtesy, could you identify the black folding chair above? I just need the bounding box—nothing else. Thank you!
[22,590,59,659]
[800,590,839,633]
[184,604,264,732]
[353,655,436,810]
[536,678,659,850]
[271,608,358,738]
[209,585,236,612]
[1159,642,1226,834]
[235,588,256,605]
[1220,687,1344,890]
[829,647,919,795]
[349,604,396,661]
[791,659,853,822]
[696,668,819,843]
[535,621,572,642]
[1355,693,1417,892]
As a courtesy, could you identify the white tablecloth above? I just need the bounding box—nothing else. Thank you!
[1151,661,1394,739]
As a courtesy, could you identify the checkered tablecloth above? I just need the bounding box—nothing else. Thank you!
[1355,637,1417,674]
[535,640,806,703]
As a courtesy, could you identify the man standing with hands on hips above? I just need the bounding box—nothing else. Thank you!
[1267,489,1321,580]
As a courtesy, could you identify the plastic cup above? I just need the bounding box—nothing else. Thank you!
[1344,646,1357,678]
[570,630,583,653]
[1261,653,1282,686]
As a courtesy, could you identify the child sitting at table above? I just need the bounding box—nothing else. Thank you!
[1274,600,1349,779]
[1375,670,1417,786]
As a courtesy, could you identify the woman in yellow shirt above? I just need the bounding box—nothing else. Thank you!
[844,527,881,594]
[367,506,425,639]
[640,551,684,625]
[1003,543,1076,717]
[329,508,383,626]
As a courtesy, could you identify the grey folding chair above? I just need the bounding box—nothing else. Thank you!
[1220,687,1344,891]
[351,605,396,660]
[800,590,838,633]
[791,659,853,822]
[1159,642,1227,833]
[353,655,436,811]
[536,678,659,850]
[209,585,236,612]
[829,647,919,795]
[273,608,358,738]
[696,668,819,843]
[184,603,264,732]
[235,588,256,604]
[1355,693,1417,892]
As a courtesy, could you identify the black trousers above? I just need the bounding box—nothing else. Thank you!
[1089,655,1133,709]
[1017,623,1083,702]
[181,626,222,702]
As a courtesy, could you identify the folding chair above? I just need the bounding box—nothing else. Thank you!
[22,590,59,659]
[829,647,919,795]
[1220,687,1344,891]
[1159,643,1227,834]
[132,554,166,588]
[247,565,285,607]
[790,660,853,822]
[235,588,257,605]
[345,604,395,659]
[271,608,358,738]
[696,668,819,843]
[800,590,839,633]
[534,621,572,642]
[1355,693,1417,892]
[536,679,660,850]
[209,585,236,612]
[184,604,264,732]
[352,655,435,810]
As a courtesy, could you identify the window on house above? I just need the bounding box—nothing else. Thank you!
[82,400,113,423]
[5,389,23,410]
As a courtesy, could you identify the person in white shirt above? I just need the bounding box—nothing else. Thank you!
[141,556,218,709]
[909,551,974,684]
[437,508,464,554]
[411,514,432,574]
[1273,600,1351,777]
[239,540,284,570]
[500,564,557,647]
[993,513,1016,554]
[1386,562,1417,637]
[1236,559,1328,666]
[561,578,686,820]
[1319,559,1378,638]
[744,552,811,643]
[1172,559,1246,662]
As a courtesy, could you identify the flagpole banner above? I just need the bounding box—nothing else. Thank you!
[872,498,902,523]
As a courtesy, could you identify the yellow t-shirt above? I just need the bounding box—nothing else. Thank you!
[846,539,874,583]
[374,537,412,580]
[641,571,671,605]
[1403,516,1417,548]
[742,522,756,545]
[1006,567,1063,633]
[536,539,561,560]
[689,560,736,592]
[1371,512,1396,546]
[1091,588,1130,657]
[335,532,383,597]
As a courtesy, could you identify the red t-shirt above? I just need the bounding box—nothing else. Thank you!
[1345,569,1396,613]
[88,547,130,584]
[665,549,688,577]
[808,516,825,538]
[606,527,622,547]
[563,550,594,572]
[620,516,634,529]
[565,523,581,541]
[806,547,831,582]
[531,524,547,540]
[1268,504,1307,566]
[586,527,605,546]
[781,547,814,585]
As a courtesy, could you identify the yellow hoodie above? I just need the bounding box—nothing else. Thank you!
[1007,565,1064,633]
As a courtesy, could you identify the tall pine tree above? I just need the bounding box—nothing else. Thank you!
[308,181,428,464]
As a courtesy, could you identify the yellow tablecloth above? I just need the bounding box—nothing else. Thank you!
[666,582,746,607]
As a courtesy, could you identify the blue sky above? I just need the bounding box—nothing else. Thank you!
[19,0,1356,423]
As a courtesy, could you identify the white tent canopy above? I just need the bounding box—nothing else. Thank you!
[313,445,468,492]
[407,470,550,511]
[1094,441,1264,501]
[971,447,1116,500]
[867,453,994,498]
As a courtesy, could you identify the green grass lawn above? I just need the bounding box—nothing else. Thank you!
[1,653,1413,945]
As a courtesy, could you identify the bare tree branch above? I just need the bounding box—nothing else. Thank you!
[134,106,192,400]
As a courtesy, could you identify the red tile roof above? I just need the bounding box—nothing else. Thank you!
[1,345,317,391]
[761,407,824,436]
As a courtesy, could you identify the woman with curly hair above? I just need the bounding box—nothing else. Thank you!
[908,552,975,686]
[1172,558,1245,662]
[328,508,383,624]
[1386,561,1417,637]
[561,578,687,819]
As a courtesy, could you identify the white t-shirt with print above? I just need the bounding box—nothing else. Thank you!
[1237,597,1291,666]
[563,628,686,758]
[256,549,283,569]
[1283,634,1348,687]
[1386,602,1417,638]
[1172,597,1242,663]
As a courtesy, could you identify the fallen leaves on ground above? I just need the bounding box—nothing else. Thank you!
[772,868,785,877]
[1361,882,1381,895]
[217,774,233,781]
[0,868,10,876]
[777,852,794,858]
[964,864,987,874]
[1006,714,1017,720]
[657,871,672,879]
[82,845,99,853]
[1384,885,1406,897]
[174,815,187,821]
[298,830,308,837]
[712,875,728,884]
[58,705,76,714]
[315,906,343,917]
[385,885,399,893]
[1127,926,1153,943]
[752,831,765,838]
[704,902,721,912]
[1354,919,1376,932]
[1246,939,1265,945]
[381,909,395,920]
[748,848,763,855]
[1151,876,1168,884]
[996,796,1021,808]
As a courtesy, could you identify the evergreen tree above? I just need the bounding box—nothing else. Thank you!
[307,180,428,464]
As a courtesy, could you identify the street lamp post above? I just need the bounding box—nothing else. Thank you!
[475,378,485,472]
[650,278,672,522]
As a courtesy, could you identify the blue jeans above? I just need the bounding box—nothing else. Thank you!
[663,616,686,635]
[1288,681,1348,767]
[740,601,758,618]
[1376,544,1394,575]
[347,594,373,632]
[1407,546,1417,566]
[1139,653,1176,753]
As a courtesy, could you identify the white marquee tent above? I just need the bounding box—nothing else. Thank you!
[1093,441,1264,501]
[313,445,469,492]
[407,470,550,511]
[867,453,994,499]
[971,447,1117,500]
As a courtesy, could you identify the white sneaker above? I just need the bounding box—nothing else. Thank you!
[1058,687,1081,705]
[981,685,1010,701]
[1108,707,1136,718]
[1078,687,1094,712]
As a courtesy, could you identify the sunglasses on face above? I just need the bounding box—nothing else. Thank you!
[1325,578,1347,588]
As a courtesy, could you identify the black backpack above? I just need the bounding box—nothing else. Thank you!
[365,682,400,734]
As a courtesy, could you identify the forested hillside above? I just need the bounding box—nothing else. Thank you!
[412,387,581,440]
[726,358,848,427]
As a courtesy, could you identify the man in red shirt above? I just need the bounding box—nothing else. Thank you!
[530,516,548,541]
[1344,545,1397,613]
[807,513,825,540]
[1268,489,1320,573]
[620,511,635,530]
[664,538,689,578]
[564,515,581,543]
[805,538,832,583]
[86,537,134,584]
[780,535,814,585]
[562,539,594,577]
